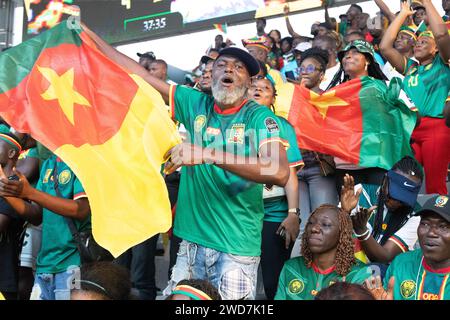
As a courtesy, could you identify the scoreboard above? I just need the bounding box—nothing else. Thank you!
[23,0,367,45]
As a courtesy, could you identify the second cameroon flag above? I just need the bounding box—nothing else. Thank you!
[277,77,416,170]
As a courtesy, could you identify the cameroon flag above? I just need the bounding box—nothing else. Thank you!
[276,77,416,170]
[213,23,228,34]
[0,22,181,257]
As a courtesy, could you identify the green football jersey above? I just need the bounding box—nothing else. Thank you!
[403,55,450,118]
[36,155,90,274]
[170,85,285,256]
[263,117,302,223]
[384,249,450,300]
[275,256,372,300]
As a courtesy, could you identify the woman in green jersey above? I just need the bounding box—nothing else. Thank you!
[380,0,450,195]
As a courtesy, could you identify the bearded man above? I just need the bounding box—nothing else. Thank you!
[160,47,289,300]
[80,24,290,299]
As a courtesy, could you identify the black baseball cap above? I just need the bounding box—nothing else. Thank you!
[416,195,450,222]
[216,47,260,77]
[200,55,215,64]
[411,1,425,10]
[137,51,156,60]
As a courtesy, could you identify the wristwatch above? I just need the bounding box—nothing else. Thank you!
[288,208,301,216]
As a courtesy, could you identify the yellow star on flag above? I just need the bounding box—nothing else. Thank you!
[38,66,91,125]
[308,90,349,119]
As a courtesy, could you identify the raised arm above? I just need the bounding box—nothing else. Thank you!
[422,0,450,62]
[323,1,336,30]
[374,0,396,23]
[379,2,415,74]
[284,5,302,38]
[80,23,171,103]
[340,174,403,263]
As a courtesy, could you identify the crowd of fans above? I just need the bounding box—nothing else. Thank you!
[0,0,449,301]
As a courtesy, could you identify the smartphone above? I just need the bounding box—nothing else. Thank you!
[285,70,296,81]
[8,175,19,181]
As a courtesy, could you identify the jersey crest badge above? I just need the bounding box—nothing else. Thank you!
[228,124,245,144]
[58,170,72,185]
[400,280,416,299]
[288,279,304,295]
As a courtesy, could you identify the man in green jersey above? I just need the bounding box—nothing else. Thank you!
[77,25,290,299]
[130,46,290,300]
[367,194,450,300]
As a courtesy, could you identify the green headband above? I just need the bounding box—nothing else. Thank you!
[399,28,418,41]
[418,31,435,39]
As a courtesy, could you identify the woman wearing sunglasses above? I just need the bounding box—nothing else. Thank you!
[248,75,303,300]
[340,156,424,273]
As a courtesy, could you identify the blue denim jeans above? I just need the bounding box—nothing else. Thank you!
[164,240,260,300]
[292,166,338,257]
[30,267,79,300]
[297,166,339,234]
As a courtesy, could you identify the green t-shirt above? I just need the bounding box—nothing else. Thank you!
[275,256,371,300]
[403,55,450,118]
[36,155,90,274]
[263,117,302,223]
[170,85,285,256]
[384,249,450,300]
[338,22,348,37]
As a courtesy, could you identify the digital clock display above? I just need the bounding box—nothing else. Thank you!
[124,12,183,37]
[143,18,166,31]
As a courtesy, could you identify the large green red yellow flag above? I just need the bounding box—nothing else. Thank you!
[0,21,181,257]
[275,77,416,170]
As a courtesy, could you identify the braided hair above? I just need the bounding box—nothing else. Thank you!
[301,204,355,276]
[326,51,388,90]
[372,156,424,245]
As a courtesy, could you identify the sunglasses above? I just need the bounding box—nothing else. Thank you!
[298,64,322,74]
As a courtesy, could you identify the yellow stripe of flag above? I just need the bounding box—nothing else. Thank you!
[56,75,181,257]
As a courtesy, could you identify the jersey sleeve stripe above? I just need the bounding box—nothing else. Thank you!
[169,85,176,120]
[388,235,409,253]
[258,138,284,153]
[73,192,87,200]
[280,138,290,149]
[289,160,304,168]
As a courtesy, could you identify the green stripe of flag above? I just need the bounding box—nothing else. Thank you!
[359,77,416,169]
[0,22,82,94]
